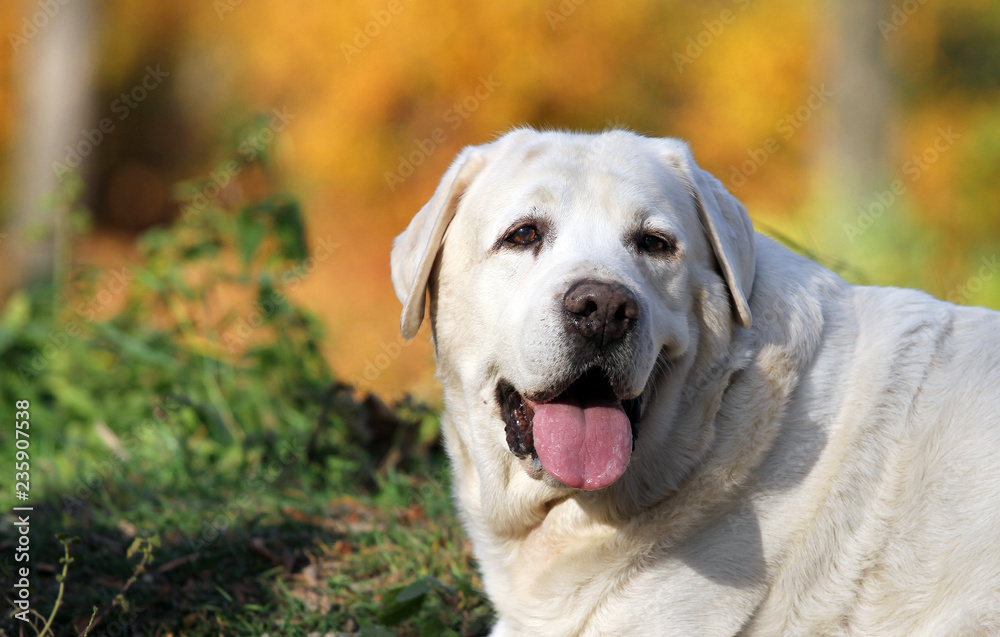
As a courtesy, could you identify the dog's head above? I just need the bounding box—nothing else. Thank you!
[391,129,754,492]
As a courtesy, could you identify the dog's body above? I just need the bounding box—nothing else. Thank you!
[391,129,1000,636]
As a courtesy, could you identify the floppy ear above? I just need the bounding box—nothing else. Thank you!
[391,147,487,339]
[657,139,755,329]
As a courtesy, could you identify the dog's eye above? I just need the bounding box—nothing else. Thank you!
[506,225,539,246]
[639,234,675,255]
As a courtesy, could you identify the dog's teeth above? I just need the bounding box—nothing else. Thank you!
[503,396,536,459]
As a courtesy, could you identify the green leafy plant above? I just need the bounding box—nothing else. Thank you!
[0,122,491,635]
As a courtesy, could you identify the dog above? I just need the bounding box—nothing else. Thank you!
[390,128,1000,636]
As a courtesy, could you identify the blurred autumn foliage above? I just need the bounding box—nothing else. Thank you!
[1,0,998,400]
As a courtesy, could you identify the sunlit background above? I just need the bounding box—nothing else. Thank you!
[2,0,999,403]
[1,2,999,633]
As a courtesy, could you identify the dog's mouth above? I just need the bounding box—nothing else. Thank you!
[497,368,642,491]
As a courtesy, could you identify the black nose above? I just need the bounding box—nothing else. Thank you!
[563,279,640,348]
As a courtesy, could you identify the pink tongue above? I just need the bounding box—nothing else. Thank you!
[531,398,632,490]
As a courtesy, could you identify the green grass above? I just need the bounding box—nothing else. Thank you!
[0,154,493,635]
[1,460,492,636]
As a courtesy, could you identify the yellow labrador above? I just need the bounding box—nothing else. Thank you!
[390,129,1000,636]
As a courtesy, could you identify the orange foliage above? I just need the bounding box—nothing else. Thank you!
[1,0,996,399]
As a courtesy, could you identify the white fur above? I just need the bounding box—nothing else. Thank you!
[390,129,1000,636]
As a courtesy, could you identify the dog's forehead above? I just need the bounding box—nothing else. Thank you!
[485,131,666,190]
[464,131,696,233]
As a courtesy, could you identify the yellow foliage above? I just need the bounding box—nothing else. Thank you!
[1,0,996,398]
